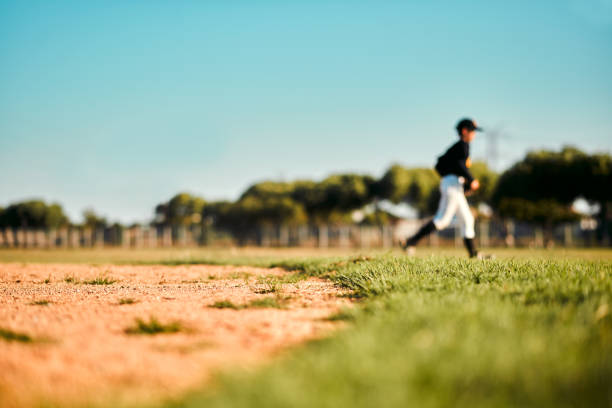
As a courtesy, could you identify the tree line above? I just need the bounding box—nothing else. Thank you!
[1,146,610,242]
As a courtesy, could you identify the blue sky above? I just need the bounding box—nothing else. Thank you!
[1,0,611,223]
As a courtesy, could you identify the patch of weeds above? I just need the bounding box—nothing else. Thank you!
[332,255,374,268]
[279,273,304,284]
[155,340,213,354]
[255,276,281,294]
[247,296,284,309]
[118,298,137,305]
[325,308,356,322]
[42,276,51,284]
[30,300,51,306]
[124,317,182,335]
[228,271,252,280]
[211,295,289,310]
[207,274,217,280]
[270,259,336,278]
[84,276,117,285]
[0,327,33,343]
[64,275,78,284]
[337,292,358,299]
[210,300,241,310]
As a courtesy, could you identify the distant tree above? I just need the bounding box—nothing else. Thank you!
[496,198,579,225]
[155,193,206,226]
[492,146,611,242]
[44,203,69,229]
[493,147,611,204]
[233,181,309,226]
[311,174,376,222]
[201,201,234,225]
[377,165,439,216]
[235,196,307,227]
[0,200,69,229]
[82,209,108,229]
[290,180,323,220]
[360,210,396,226]
[202,197,307,245]
[467,161,499,205]
[211,197,306,230]
[236,174,376,224]
[239,181,296,200]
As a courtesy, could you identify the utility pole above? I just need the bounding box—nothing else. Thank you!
[484,128,500,171]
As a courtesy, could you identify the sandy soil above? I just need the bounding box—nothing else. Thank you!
[0,263,351,408]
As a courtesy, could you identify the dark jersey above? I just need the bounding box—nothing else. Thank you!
[434,140,474,185]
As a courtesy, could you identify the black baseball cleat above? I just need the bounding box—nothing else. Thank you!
[400,239,417,255]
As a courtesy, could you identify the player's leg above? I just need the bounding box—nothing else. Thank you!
[403,218,437,249]
[432,185,460,231]
[403,180,458,249]
[456,193,478,258]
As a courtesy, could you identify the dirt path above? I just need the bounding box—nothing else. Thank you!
[0,263,350,408]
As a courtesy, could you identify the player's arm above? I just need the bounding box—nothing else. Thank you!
[456,142,478,192]
[446,142,474,187]
[456,159,476,191]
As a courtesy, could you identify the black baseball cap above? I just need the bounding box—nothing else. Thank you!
[456,118,483,133]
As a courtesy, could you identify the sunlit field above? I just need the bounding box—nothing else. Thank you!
[1,246,611,265]
[3,0,611,407]
[1,247,611,407]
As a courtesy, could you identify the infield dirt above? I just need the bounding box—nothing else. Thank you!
[0,263,350,408]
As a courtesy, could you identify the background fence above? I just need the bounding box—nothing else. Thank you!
[0,219,603,249]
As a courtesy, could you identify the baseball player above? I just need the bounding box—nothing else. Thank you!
[402,118,483,258]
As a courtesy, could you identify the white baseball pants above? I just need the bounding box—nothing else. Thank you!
[433,175,475,239]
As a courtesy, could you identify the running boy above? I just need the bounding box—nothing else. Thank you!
[402,118,482,258]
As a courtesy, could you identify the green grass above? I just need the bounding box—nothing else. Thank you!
[228,271,253,280]
[124,317,183,335]
[1,247,611,407]
[210,300,241,310]
[29,300,51,306]
[210,296,287,310]
[118,297,137,305]
[1,247,611,266]
[0,327,33,343]
[166,254,612,408]
[83,276,117,285]
[63,275,78,283]
[63,274,117,285]
[247,296,285,309]
[255,276,282,294]
[325,307,356,322]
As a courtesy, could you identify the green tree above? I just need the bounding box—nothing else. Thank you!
[377,165,439,216]
[0,200,69,229]
[82,209,108,229]
[44,203,68,229]
[239,181,296,201]
[236,175,376,225]
[492,146,611,242]
[202,201,234,225]
[496,198,579,225]
[360,210,396,226]
[311,174,376,222]
[203,197,307,245]
[155,193,206,226]
[467,161,499,205]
